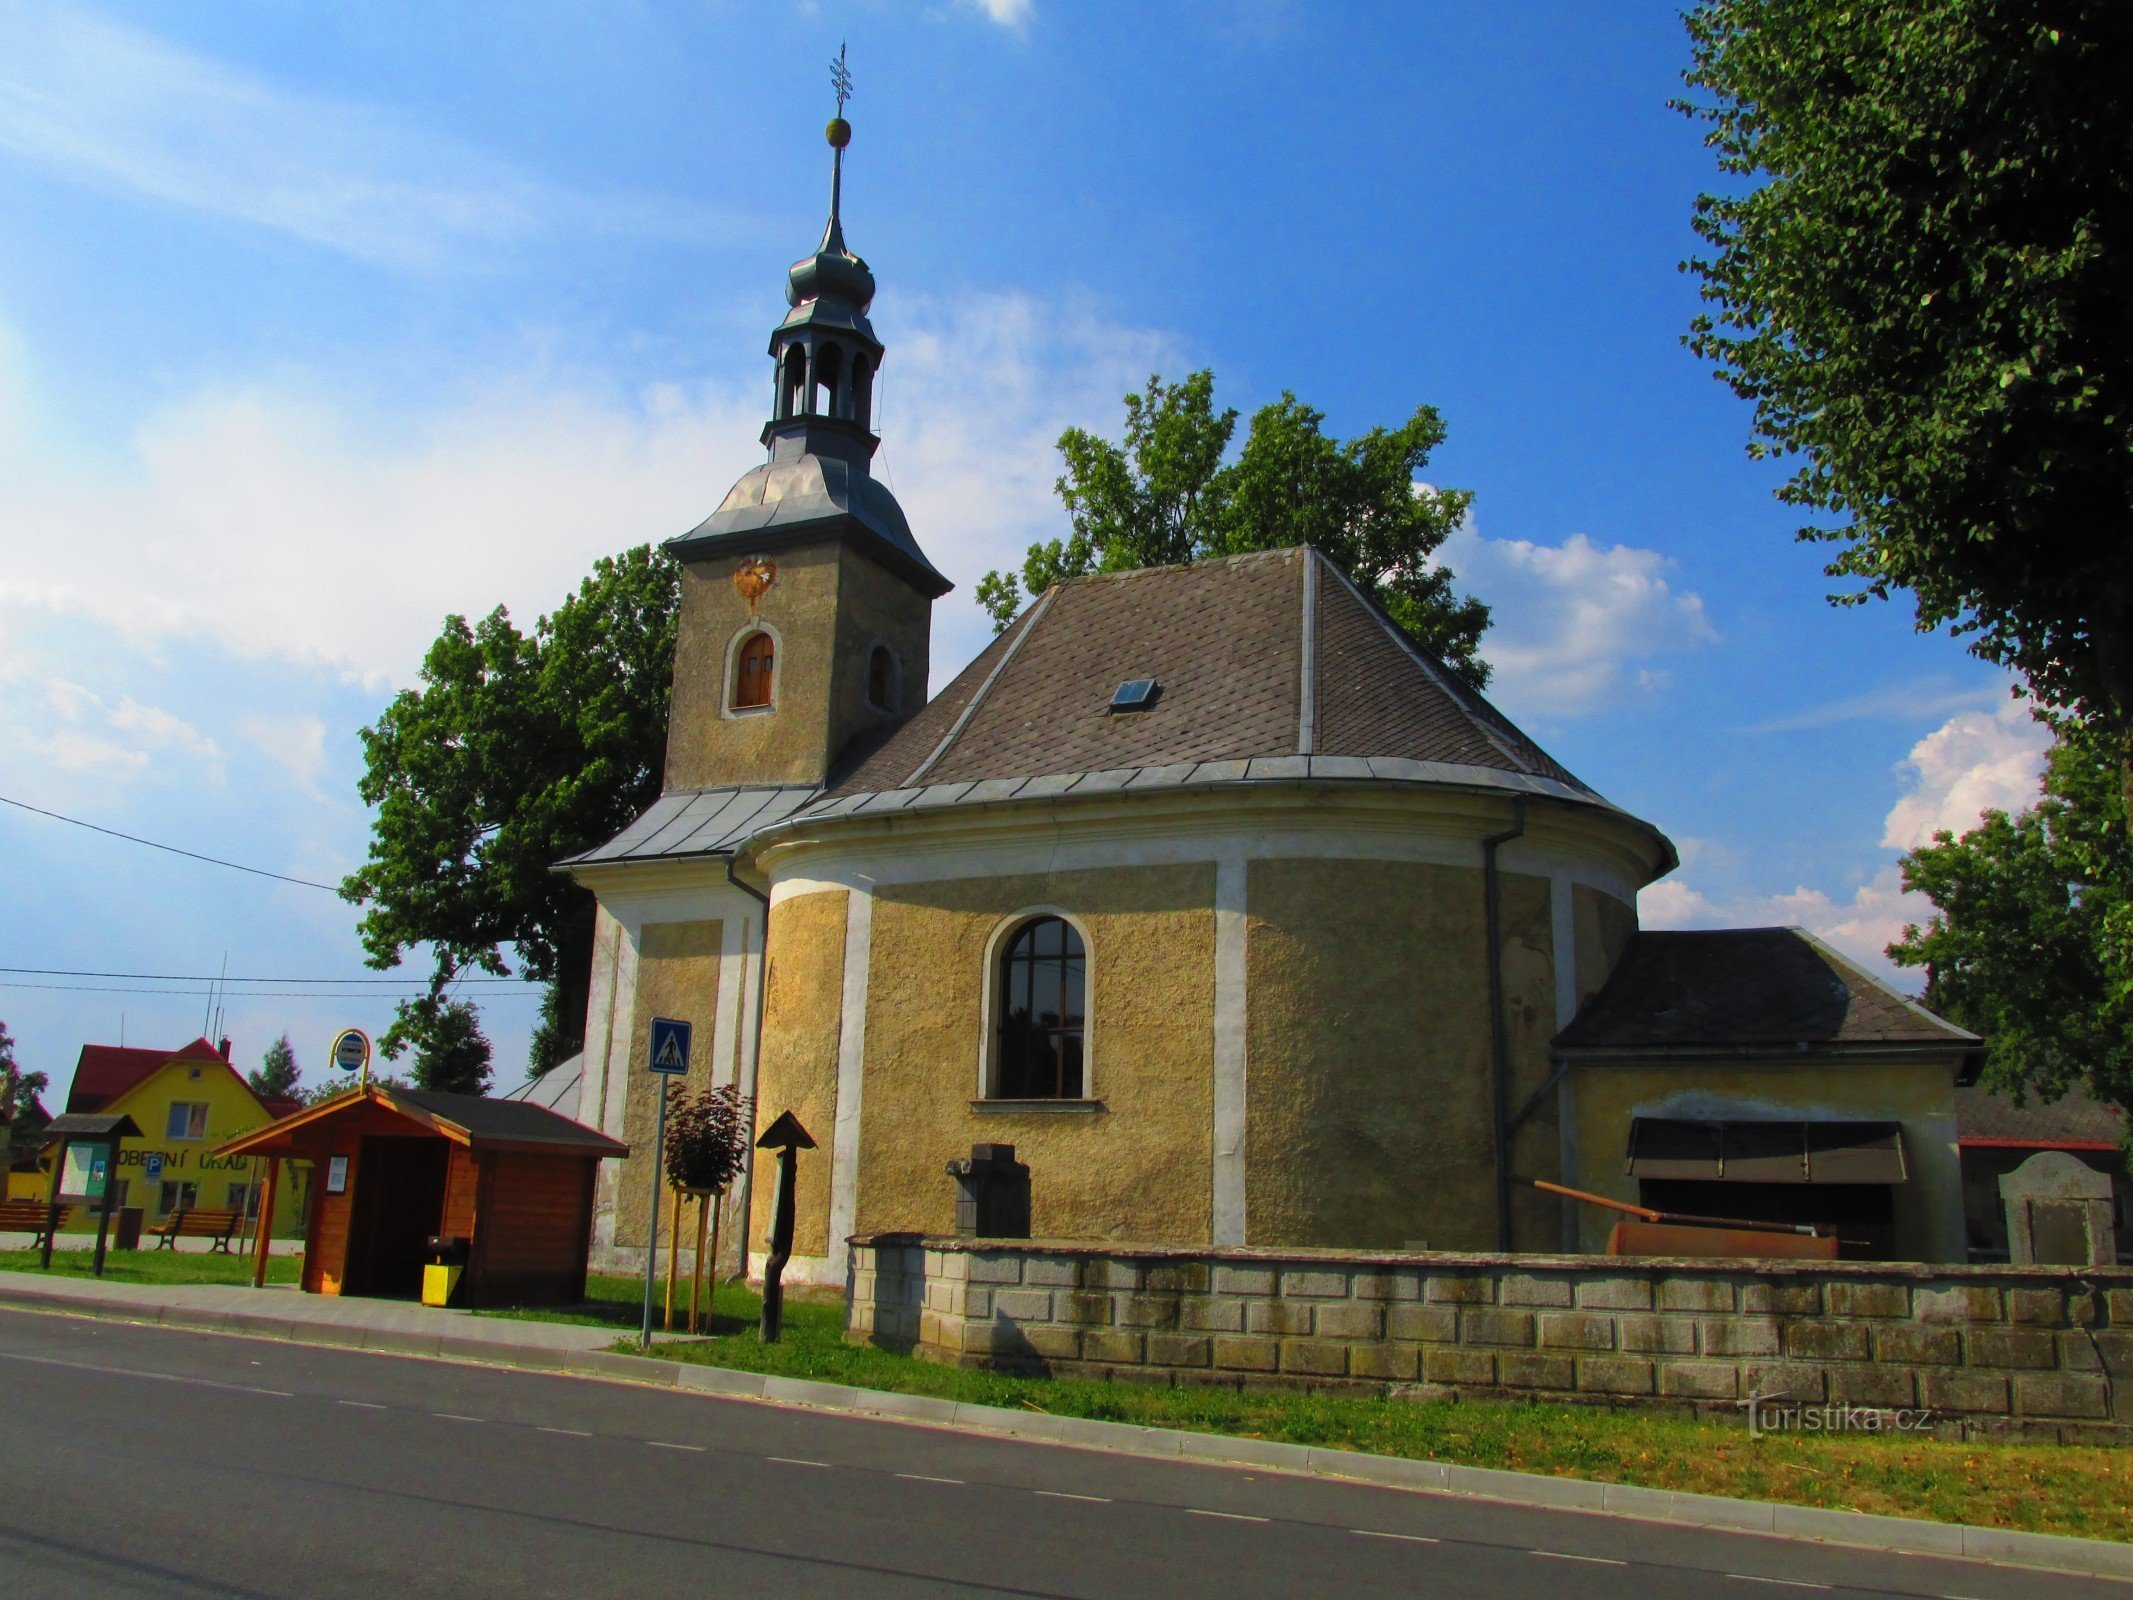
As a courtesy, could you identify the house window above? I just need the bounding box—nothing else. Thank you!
[732,631,776,711]
[225,1181,255,1216]
[994,916,1086,1099]
[158,1180,198,1217]
[867,644,897,711]
[166,1102,209,1141]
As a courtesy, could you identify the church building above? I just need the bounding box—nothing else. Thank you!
[563,116,1980,1283]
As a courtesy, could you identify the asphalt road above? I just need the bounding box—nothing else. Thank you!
[0,1307,2119,1600]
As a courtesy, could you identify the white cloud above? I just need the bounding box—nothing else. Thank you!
[0,6,712,270]
[1445,525,1717,716]
[959,0,1034,26]
[0,669,220,783]
[0,291,1169,697]
[1639,701,2051,984]
[240,714,330,795]
[1880,698,2049,851]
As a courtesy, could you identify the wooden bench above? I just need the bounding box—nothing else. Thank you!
[153,1207,243,1253]
[0,1198,73,1250]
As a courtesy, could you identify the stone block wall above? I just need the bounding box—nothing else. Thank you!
[847,1235,2133,1443]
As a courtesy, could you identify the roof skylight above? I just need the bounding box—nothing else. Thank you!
[1109,678,1160,713]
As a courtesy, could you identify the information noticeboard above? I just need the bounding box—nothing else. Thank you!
[60,1144,109,1202]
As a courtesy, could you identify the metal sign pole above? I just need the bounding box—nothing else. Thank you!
[639,1078,669,1351]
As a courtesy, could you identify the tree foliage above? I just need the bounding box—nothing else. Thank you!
[1891,718,2132,1120]
[1,1021,50,1168]
[1680,1,2133,775]
[977,371,1491,685]
[343,545,679,1071]
[663,1083,754,1195]
[249,1034,300,1101]
[390,995,493,1097]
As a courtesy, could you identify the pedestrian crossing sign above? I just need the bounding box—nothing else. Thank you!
[648,1016,692,1076]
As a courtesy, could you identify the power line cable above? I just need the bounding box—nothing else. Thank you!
[0,980,505,999]
[0,793,342,892]
[0,966,520,985]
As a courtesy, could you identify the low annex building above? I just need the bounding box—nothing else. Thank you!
[562,118,1981,1284]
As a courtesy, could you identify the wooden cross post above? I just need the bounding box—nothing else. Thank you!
[754,1111,816,1345]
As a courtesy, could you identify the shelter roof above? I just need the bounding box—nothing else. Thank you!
[43,1112,144,1142]
[1554,928,1980,1060]
[1956,1083,2124,1150]
[215,1084,626,1159]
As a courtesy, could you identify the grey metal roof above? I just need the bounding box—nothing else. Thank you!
[562,784,818,867]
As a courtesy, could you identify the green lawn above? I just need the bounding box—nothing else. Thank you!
[0,1247,300,1286]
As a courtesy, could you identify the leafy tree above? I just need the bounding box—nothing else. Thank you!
[1680,1,2133,796]
[664,1083,754,1196]
[1,1021,50,1169]
[977,371,1491,686]
[343,545,679,1071]
[249,1034,300,1101]
[389,995,493,1097]
[1891,718,2132,1121]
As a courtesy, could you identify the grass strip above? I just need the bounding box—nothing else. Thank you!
[0,1246,299,1286]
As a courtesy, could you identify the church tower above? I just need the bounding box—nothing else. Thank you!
[661,97,950,792]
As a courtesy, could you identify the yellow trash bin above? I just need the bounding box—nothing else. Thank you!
[421,1263,462,1306]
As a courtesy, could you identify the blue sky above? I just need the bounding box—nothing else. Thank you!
[0,1,2044,1103]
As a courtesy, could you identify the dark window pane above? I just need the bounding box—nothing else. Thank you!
[994,917,1087,1100]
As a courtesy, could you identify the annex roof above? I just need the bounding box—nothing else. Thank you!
[1554,928,1982,1062]
[1956,1083,2124,1150]
[561,784,819,868]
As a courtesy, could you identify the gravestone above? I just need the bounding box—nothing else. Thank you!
[1999,1150,2117,1267]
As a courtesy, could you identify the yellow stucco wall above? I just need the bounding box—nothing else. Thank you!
[1567,1059,1967,1261]
[663,542,931,792]
[855,864,1217,1245]
[748,889,848,1261]
[1245,858,1563,1252]
[613,919,721,1249]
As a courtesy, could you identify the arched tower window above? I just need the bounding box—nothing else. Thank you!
[731,631,776,711]
[779,347,806,420]
[866,644,897,711]
[814,342,843,418]
[994,916,1086,1099]
[850,353,873,431]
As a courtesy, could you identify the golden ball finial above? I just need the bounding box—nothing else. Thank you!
[826,117,851,150]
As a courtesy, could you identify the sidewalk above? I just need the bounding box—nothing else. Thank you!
[0,1268,639,1359]
[1,1269,2127,1583]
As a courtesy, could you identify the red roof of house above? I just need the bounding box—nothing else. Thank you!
[67,1036,231,1114]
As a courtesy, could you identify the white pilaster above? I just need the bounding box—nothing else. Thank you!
[826,880,873,1285]
[1212,852,1249,1246]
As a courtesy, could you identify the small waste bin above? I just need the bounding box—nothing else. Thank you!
[422,1236,470,1307]
[112,1206,144,1252]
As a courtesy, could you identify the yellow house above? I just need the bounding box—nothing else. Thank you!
[61,1037,309,1235]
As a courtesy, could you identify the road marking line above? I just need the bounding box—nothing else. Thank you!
[539,1427,591,1437]
[897,1473,964,1484]
[1726,1579,1828,1590]
[648,1442,705,1452]
[1531,1551,1625,1565]
[766,1456,830,1468]
[1350,1530,1439,1544]
[1186,1509,1269,1523]
[1035,1491,1110,1503]
[432,1412,484,1422]
[335,1400,386,1410]
[0,1349,290,1397]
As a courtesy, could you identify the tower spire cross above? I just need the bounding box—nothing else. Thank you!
[831,42,853,117]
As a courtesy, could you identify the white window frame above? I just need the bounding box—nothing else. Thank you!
[975,906,1097,1103]
[166,1101,209,1141]
[722,621,784,720]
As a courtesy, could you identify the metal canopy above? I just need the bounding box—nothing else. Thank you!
[1626,1118,1908,1185]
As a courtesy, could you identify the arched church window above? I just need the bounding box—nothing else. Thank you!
[779,347,806,420]
[994,916,1086,1099]
[866,644,897,711]
[732,631,776,711]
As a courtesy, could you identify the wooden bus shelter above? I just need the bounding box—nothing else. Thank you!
[216,1086,626,1307]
